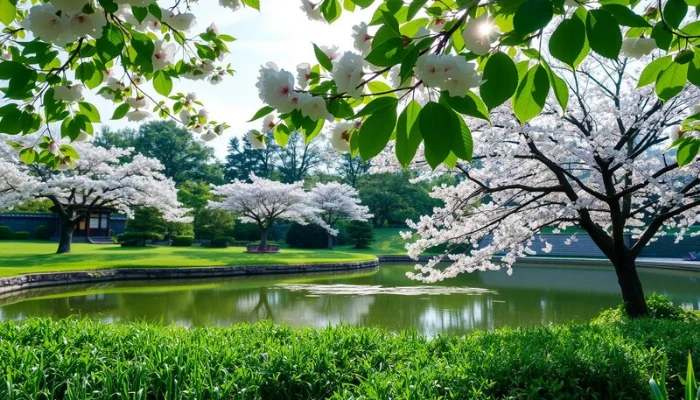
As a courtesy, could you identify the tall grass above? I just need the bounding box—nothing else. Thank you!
[0,317,697,399]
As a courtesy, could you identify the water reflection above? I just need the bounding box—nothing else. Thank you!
[0,264,698,335]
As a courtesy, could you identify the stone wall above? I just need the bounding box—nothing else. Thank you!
[0,260,379,295]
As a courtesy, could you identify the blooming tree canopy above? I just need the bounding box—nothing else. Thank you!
[382,57,699,317]
[0,137,190,253]
[209,173,317,248]
[307,181,372,248]
[2,0,699,169]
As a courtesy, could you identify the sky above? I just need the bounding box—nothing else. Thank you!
[96,0,376,160]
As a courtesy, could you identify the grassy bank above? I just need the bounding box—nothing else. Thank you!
[0,317,697,399]
[0,241,376,278]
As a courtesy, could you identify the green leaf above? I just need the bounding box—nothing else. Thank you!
[454,117,473,162]
[399,45,421,86]
[365,37,408,67]
[313,43,334,71]
[0,108,21,134]
[407,0,428,20]
[0,0,16,25]
[547,67,569,113]
[419,101,457,169]
[585,9,622,59]
[343,0,355,11]
[132,6,148,23]
[248,106,275,122]
[95,24,125,64]
[18,148,37,165]
[549,16,587,67]
[359,101,398,160]
[355,97,398,118]
[111,103,131,120]
[513,0,553,35]
[242,0,260,10]
[328,99,355,118]
[663,0,687,29]
[367,81,396,97]
[441,91,490,122]
[638,56,673,87]
[396,100,422,168]
[381,10,401,34]
[274,124,291,147]
[651,22,673,51]
[601,4,649,27]
[153,71,173,96]
[678,139,699,167]
[513,65,550,123]
[655,61,688,101]
[78,102,101,123]
[6,66,35,98]
[480,51,519,110]
[321,0,342,23]
[688,50,700,86]
[686,352,697,400]
[351,0,374,8]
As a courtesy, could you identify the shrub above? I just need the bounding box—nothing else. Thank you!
[232,222,270,241]
[116,231,162,247]
[210,236,234,248]
[171,236,194,247]
[286,222,328,248]
[0,318,697,399]
[346,221,374,248]
[12,231,30,240]
[33,224,51,240]
[0,226,12,240]
[595,293,700,324]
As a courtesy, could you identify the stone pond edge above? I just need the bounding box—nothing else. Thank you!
[0,259,380,295]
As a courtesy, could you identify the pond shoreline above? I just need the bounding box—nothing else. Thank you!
[378,255,700,272]
[0,259,379,295]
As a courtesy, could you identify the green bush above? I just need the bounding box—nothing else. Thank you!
[286,222,328,248]
[171,236,194,247]
[33,224,51,240]
[12,231,30,240]
[210,236,234,248]
[0,317,697,399]
[116,231,163,247]
[232,222,272,241]
[346,221,374,248]
[0,226,12,240]
[595,293,700,324]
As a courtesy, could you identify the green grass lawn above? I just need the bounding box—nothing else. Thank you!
[0,241,376,278]
[340,228,410,255]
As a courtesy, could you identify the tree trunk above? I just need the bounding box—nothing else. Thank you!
[327,232,333,249]
[260,229,268,250]
[612,257,648,318]
[57,218,75,254]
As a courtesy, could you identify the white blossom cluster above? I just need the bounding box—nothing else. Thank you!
[306,182,373,235]
[209,174,371,236]
[380,60,700,282]
[0,138,190,222]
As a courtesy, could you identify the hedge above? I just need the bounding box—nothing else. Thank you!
[116,232,163,247]
[33,224,52,240]
[171,236,194,247]
[12,231,30,240]
[0,226,12,240]
[286,222,328,248]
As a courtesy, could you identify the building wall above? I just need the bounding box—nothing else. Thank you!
[0,213,127,238]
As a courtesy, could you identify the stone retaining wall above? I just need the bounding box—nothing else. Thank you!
[0,260,379,295]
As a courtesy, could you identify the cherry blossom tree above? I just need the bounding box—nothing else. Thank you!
[209,174,317,249]
[0,138,190,253]
[386,59,699,318]
[307,181,372,248]
[2,0,699,170]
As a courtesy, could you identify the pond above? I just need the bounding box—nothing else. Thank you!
[1,263,699,335]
